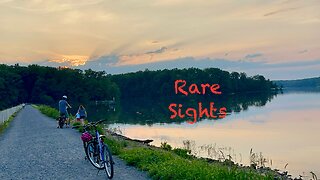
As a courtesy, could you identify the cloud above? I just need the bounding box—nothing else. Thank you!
[3,0,104,13]
[116,46,175,65]
[244,53,263,59]
[1,0,320,73]
[146,47,168,54]
[298,49,308,54]
[263,7,299,17]
[49,55,88,66]
[40,54,320,80]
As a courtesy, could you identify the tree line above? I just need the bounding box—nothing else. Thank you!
[112,68,278,98]
[275,77,320,89]
[0,64,119,110]
[0,64,277,110]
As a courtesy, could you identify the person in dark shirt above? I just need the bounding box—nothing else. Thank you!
[58,95,72,128]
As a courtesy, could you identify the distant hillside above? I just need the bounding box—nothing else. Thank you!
[274,77,320,89]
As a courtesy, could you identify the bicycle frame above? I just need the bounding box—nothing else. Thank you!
[95,129,105,163]
[79,119,114,179]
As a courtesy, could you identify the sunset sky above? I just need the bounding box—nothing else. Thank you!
[0,0,319,79]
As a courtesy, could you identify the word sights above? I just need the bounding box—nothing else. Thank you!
[169,80,227,124]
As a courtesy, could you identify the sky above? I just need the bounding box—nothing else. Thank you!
[0,0,319,80]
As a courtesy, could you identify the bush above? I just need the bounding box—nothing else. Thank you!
[172,148,192,159]
[73,121,81,127]
[104,137,126,155]
[160,142,172,151]
[36,105,59,119]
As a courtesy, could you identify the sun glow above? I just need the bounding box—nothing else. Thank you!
[50,55,89,66]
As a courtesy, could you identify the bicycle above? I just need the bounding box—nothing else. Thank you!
[78,119,114,179]
[57,114,66,128]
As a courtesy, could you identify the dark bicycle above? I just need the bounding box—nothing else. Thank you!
[79,119,114,179]
[57,115,66,128]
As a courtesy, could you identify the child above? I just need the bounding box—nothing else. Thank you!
[76,112,81,121]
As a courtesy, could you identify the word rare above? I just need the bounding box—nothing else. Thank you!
[169,80,227,124]
[174,79,222,96]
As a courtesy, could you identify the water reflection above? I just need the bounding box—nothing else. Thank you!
[84,92,277,124]
[108,92,320,178]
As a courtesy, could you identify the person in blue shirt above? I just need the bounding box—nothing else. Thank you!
[58,95,72,128]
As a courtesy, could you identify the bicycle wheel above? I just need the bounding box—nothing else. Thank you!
[59,118,64,128]
[103,144,114,179]
[83,141,88,159]
[86,141,104,169]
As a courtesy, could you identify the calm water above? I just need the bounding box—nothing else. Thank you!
[92,91,319,177]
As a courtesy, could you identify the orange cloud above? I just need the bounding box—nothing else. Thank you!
[50,55,89,66]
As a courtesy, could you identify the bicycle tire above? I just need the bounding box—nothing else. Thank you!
[103,144,114,179]
[59,119,64,128]
[83,141,89,158]
[86,141,104,169]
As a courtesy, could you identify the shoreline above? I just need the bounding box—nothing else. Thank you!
[106,129,294,180]
[35,104,299,179]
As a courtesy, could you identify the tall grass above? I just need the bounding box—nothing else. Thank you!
[34,105,60,119]
[120,147,275,180]
[0,111,19,134]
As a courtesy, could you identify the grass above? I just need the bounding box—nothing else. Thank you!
[102,137,275,180]
[0,111,20,134]
[36,104,278,180]
[34,104,60,119]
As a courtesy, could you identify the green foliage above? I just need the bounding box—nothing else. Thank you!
[160,142,172,151]
[36,105,59,119]
[172,148,192,159]
[112,68,277,98]
[77,126,84,133]
[0,64,119,110]
[103,137,126,155]
[120,147,274,180]
[73,121,81,127]
[0,111,19,134]
[96,124,104,135]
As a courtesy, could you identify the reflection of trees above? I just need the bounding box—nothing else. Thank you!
[223,92,276,113]
[97,92,277,124]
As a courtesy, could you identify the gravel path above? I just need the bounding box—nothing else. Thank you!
[0,105,150,180]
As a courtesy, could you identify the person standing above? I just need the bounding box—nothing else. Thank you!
[58,95,72,128]
[77,105,87,125]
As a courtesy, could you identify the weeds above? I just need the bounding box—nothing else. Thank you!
[120,147,275,180]
[35,105,59,119]
[160,142,172,151]
[0,111,18,134]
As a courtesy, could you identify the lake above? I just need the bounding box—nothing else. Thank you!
[89,91,320,178]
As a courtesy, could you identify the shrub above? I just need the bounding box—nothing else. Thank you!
[160,142,172,151]
[172,148,192,159]
[36,105,59,119]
